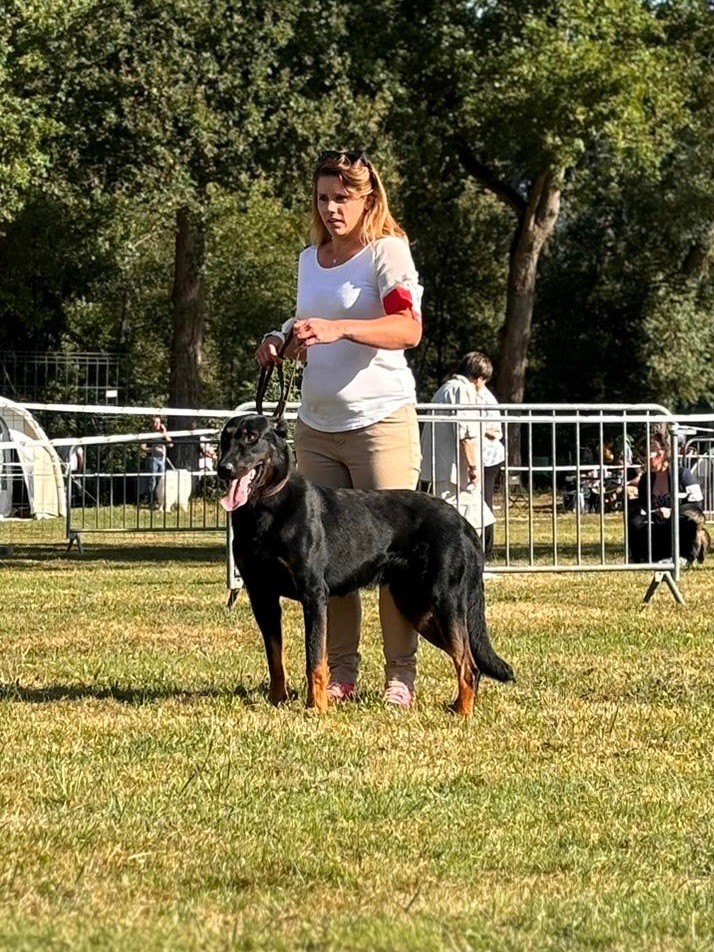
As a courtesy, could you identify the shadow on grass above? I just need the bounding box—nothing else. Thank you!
[0,680,280,706]
[0,543,225,566]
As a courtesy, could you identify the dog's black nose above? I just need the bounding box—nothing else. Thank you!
[217,461,234,480]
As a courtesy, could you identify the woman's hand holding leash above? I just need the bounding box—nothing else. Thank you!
[254,326,300,419]
[256,332,306,366]
[283,335,307,362]
[256,335,284,367]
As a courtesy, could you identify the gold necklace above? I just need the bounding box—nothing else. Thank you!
[330,241,362,266]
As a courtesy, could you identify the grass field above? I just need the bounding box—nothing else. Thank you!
[0,517,712,951]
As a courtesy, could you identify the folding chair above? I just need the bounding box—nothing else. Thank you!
[506,472,528,510]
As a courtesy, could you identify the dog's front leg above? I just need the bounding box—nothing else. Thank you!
[302,595,329,713]
[248,591,289,705]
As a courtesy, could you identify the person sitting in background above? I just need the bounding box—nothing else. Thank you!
[186,421,218,496]
[628,432,705,564]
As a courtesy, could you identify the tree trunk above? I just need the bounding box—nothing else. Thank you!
[681,220,714,280]
[493,171,560,469]
[169,205,205,468]
[455,137,563,469]
[496,169,561,404]
[453,140,562,407]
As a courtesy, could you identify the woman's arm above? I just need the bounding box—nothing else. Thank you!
[293,311,422,351]
[460,436,481,486]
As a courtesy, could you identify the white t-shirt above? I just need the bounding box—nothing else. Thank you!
[287,237,423,432]
[420,375,479,486]
[479,385,505,468]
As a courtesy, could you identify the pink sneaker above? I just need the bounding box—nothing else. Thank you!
[327,681,357,702]
[384,680,414,708]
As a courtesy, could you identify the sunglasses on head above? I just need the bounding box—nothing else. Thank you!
[316,149,372,169]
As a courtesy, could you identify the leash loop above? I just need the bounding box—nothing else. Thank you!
[255,329,296,422]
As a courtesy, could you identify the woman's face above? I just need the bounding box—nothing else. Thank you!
[315,174,371,242]
[649,444,667,472]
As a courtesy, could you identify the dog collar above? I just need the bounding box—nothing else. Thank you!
[260,476,290,499]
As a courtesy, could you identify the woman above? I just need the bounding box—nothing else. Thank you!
[256,150,423,708]
[628,432,704,563]
[419,352,496,542]
[141,415,173,509]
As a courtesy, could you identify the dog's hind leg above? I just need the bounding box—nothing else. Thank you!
[302,595,329,713]
[413,609,479,716]
[449,632,480,717]
[249,591,289,705]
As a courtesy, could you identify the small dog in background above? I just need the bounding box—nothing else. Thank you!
[156,468,192,512]
[691,516,711,565]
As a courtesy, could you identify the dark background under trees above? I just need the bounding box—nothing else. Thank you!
[1,0,712,413]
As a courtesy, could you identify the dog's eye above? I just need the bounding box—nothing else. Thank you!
[243,431,258,443]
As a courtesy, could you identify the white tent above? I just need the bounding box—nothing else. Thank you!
[0,397,66,519]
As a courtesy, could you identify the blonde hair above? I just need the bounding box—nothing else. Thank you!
[309,151,407,247]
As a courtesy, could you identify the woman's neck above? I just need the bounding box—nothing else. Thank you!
[324,236,366,266]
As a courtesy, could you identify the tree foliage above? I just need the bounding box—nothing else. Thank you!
[0,0,712,413]
[387,0,699,403]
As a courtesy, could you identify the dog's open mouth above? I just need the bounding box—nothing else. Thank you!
[220,465,262,511]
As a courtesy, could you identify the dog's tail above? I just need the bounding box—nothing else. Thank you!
[468,600,515,683]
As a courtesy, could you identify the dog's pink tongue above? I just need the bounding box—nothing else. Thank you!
[220,471,254,511]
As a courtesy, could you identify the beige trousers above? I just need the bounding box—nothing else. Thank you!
[294,405,421,690]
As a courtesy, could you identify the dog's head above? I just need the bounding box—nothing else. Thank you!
[217,414,291,511]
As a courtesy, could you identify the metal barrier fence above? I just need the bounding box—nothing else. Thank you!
[2,403,232,553]
[3,401,711,605]
[221,402,703,605]
[61,431,226,554]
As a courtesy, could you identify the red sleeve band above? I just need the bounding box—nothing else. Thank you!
[383,286,416,316]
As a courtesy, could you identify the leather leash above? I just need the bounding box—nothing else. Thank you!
[255,328,297,421]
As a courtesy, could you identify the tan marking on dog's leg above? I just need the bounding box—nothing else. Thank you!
[448,627,477,716]
[306,614,329,713]
[306,657,329,713]
[267,643,288,705]
[451,661,476,716]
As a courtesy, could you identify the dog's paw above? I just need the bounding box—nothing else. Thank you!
[269,682,291,706]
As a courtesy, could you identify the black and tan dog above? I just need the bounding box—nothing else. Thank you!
[217,413,514,714]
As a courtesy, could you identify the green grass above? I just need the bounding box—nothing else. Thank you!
[0,518,712,950]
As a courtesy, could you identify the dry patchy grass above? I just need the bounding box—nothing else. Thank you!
[0,520,712,950]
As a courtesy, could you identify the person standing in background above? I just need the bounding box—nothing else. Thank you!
[420,352,496,544]
[141,415,173,509]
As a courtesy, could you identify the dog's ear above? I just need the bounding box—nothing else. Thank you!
[274,419,289,440]
[218,419,233,446]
